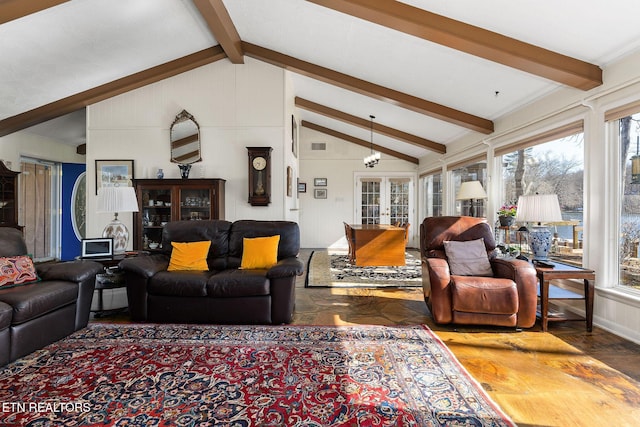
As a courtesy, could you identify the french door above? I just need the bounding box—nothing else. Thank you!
[355,174,414,226]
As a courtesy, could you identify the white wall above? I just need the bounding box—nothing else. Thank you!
[418,50,640,344]
[0,131,85,168]
[86,57,296,241]
[298,127,418,248]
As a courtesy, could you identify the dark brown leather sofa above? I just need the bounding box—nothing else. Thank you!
[419,216,538,329]
[119,220,304,324]
[0,228,103,366]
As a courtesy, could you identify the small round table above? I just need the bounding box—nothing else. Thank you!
[78,252,148,318]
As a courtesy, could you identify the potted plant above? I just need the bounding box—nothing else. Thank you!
[497,204,517,226]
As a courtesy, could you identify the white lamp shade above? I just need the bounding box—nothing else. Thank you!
[515,194,562,223]
[456,181,487,200]
[97,186,139,213]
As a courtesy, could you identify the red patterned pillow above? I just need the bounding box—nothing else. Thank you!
[0,256,40,289]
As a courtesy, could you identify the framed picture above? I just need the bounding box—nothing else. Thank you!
[314,177,327,187]
[291,115,298,158]
[95,159,134,194]
[286,166,293,197]
[314,188,327,199]
[81,238,113,258]
[298,181,307,193]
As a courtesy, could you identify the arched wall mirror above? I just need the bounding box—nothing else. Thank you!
[170,110,201,164]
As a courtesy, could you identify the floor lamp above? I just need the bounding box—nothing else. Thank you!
[97,186,139,254]
[515,194,562,260]
[456,181,487,217]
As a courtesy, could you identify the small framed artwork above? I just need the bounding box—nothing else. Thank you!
[314,188,327,199]
[314,178,327,187]
[291,115,298,158]
[95,159,134,194]
[286,166,293,197]
[298,181,307,193]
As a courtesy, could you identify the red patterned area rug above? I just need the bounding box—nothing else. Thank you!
[0,324,515,426]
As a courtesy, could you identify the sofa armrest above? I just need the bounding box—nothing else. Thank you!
[36,260,103,330]
[422,257,454,324]
[491,258,538,328]
[118,254,168,321]
[36,260,103,283]
[119,254,169,279]
[267,257,305,279]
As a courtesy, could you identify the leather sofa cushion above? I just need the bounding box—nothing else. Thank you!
[0,301,11,330]
[228,220,300,268]
[207,270,270,297]
[161,220,232,271]
[451,276,518,315]
[0,281,78,325]
[148,271,217,297]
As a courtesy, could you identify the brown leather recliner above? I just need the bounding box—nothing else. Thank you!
[419,216,538,329]
[0,227,103,365]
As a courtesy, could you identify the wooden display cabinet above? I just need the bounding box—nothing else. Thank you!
[132,178,225,250]
[0,161,20,230]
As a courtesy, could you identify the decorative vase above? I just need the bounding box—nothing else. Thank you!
[156,168,164,179]
[178,164,191,179]
[499,215,515,226]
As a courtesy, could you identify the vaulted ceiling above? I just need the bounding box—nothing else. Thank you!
[2,0,640,161]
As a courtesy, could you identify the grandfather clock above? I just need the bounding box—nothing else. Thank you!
[247,147,272,206]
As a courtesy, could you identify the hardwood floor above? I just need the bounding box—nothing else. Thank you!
[94,248,640,426]
[292,249,640,427]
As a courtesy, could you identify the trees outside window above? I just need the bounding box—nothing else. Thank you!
[500,133,584,265]
[618,114,640,292]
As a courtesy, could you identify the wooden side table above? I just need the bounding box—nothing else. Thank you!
[534,262,595,332]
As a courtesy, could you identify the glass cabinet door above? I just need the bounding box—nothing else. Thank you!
[179,187,211,221]
[141,188,172,250]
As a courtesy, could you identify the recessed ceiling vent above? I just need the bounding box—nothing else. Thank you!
[311,142,326,151]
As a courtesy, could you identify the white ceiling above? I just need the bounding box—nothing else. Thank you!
[3,0,640,159]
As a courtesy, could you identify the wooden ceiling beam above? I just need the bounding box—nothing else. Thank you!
[307,0,602,90]
[0,0,69,25]
[295,97,446,154]
[243,42,493,134]
[302,120,419,164]
[193,0,244,64]
[0,46,226,137]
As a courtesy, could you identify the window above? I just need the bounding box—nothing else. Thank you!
[450,162,487,218]
[615,112,640,292]
[496,127,584,265]
[421,171,443,217]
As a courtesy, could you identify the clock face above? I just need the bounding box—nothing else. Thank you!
[252,156,267,171]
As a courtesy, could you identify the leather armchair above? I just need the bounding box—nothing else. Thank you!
[419,216,538,329]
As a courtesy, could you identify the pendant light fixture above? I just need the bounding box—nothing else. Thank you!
[364,114,380,168]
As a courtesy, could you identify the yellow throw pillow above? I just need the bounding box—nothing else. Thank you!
[167,241,211,271]
[240,235,280,269]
